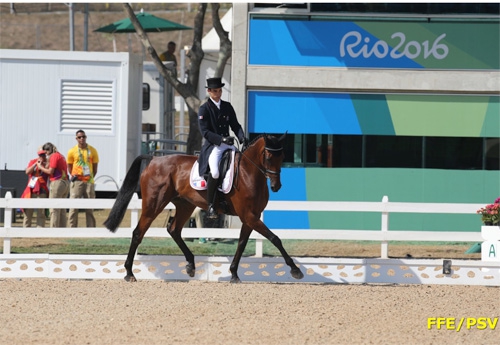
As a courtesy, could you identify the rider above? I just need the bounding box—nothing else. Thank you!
[197,77,248,219]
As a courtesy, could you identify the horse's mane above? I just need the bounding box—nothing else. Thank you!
[242,134,282,153]
[243,134,265,152]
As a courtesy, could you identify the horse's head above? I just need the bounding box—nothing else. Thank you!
[263,133,287,192]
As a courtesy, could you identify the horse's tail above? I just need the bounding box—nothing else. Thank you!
[104,154,153,233]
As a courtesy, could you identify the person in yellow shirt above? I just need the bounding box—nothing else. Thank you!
[159,41,178,77]
[67,129,99,227]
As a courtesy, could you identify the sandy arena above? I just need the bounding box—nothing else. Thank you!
[0,278,498,345]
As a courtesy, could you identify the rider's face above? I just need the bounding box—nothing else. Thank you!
[208,88,222,102]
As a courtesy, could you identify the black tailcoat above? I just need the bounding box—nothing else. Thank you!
[197,98,244,176]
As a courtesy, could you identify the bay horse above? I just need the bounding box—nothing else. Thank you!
[104,134,304,283]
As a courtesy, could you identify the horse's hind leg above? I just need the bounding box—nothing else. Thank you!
[124,215,157,282]
[168,200,197,277]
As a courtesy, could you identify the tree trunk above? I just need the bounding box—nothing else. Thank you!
[211,3,232,78]
[184,3,207,154]
[122,3,230,155]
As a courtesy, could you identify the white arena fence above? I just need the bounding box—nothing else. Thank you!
[0,192,485,257]
[1,192,499,286]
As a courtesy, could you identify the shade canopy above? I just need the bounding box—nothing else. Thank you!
[94,11,192,33]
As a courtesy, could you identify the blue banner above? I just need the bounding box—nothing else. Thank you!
[249,18,499,69]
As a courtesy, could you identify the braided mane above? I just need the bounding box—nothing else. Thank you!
[241,133,283,152]
[242,134,283,153]
[241,134,264,152]
[243,134,265,152]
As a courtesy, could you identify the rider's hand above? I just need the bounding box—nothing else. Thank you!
[222,137,234,146]
[241,137,249,147]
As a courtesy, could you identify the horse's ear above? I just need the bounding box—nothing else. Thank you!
[279,131,288,143]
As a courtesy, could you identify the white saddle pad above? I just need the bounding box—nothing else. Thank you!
[190,150,235,194]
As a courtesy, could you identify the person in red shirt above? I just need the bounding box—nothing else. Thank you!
[21,148,49,227]
[38,142,70,228]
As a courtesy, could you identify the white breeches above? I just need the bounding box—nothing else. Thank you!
[208,142,235,179]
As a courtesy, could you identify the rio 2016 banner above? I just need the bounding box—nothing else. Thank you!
[249,18,499,69]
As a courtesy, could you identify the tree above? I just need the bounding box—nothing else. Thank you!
[122,3,232,154]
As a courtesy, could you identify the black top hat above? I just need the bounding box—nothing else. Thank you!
[205,77,225,89]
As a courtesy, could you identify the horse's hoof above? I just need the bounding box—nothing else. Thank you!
[124,275,137,282]
[186,263,195,277]
[230,276,241,284]
[291,268,304,280]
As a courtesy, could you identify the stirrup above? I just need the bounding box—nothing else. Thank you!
[207,204,218,219]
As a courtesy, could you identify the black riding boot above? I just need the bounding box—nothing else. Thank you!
[206,174,219,219]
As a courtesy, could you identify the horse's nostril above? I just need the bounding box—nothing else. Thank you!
[271,183,281,192]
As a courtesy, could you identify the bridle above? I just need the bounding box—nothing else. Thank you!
[237,144,283,179]
[261,146,283,178]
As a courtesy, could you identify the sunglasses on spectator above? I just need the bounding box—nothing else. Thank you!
[77,136,87,139]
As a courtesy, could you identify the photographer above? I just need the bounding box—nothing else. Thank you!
[20,148,49,227]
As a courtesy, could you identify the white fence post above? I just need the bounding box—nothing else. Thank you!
[381,195,389,259]
[255,213,264,258]
[2,192,13,254]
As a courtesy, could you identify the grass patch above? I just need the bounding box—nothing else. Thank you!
[1,238,481,259]
[5,237,255,256]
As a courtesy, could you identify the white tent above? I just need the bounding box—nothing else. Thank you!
[202,7,233,51]
[178,8,233,135]
[199,7,233,101]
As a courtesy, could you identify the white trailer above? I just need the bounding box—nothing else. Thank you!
[0,49,143,193]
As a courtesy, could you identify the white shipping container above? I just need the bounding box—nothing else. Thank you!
[0,49,143,192]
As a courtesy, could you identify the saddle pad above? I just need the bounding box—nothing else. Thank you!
[190,150,235,194]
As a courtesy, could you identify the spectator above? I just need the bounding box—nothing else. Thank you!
[39,142,70,228]
[67,129,99,228]
[159,41,178,76]
[20,148,49,227]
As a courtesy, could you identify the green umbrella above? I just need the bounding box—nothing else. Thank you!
[94,11,192,33]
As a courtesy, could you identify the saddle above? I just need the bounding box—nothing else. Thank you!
[190,149,235,194]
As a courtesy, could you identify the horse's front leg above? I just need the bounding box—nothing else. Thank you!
[249,218,304,280]
[229,223,253,283]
